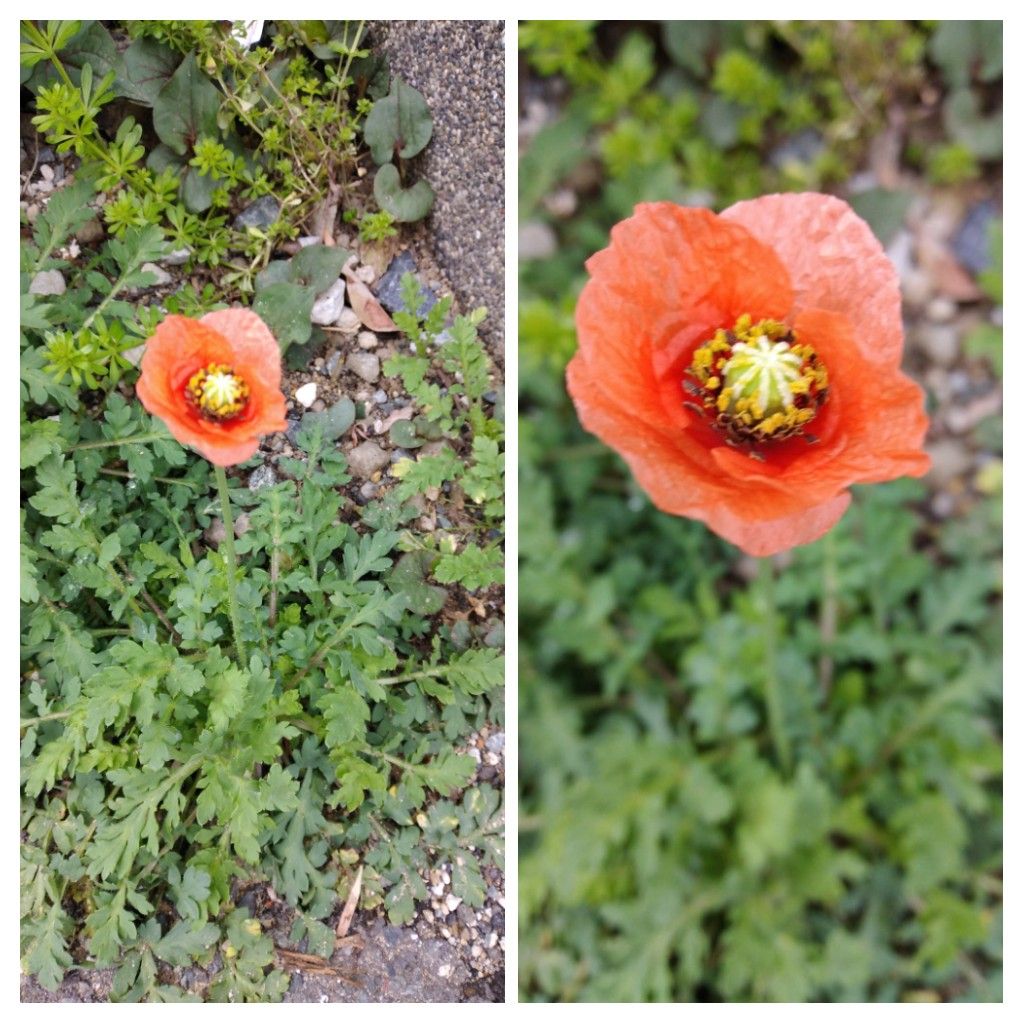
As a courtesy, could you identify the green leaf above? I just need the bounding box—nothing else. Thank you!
[373,163,435,223]
[943,87,1002,160]
[168,866,211,920]
[152,53,222,157]
[119,37,179,106]
[319,685,370,747]
[298,397,355,447]
[23,901,73,991]
[364,75,433,164]
[152,919,220,966]
[413,752,475,795]
[207,665,248,731]
[253,282,315,353]
[289,244,351,294]
[60,21,121,88]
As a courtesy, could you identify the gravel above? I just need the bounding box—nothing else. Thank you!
[367,21,504,359]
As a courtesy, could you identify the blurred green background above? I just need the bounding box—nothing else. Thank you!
[518,21,1002,1002]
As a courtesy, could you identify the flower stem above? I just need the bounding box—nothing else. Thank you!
[759,557,792,775]
[213,465,247,667]
[818,530,839,697]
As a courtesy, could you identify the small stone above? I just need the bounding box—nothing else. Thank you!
[346,352,380,383]
[543,187,577,219]
[311,399,326,413]
[519,221,557,261]
[471,944,484,960]
[325,350,343,378]
[76,217,104,244]
[359,482,379,501]
[25,204,39,224]
[437,964,452,979]
[234,512,251,538]
[297,235,320,248]
[40,163,53,182]
[334,308,361,334]
[121,344,145,367]
[916,324,959,367]
[29,269,66,296]
[487,931,498,949]
[347,441,390,478]
[952,199,998,275]
[310,279,346,325]
[444,894,462,913]
[925,439,972,485]
[295,382,318,408]
[141,262,173,287]
[357,331,379,350]
[356,264,376,284]
[233,195,281,230]
[204,518,227,547]
[925,296,957,323]
[373,389,388,405]
[769,128,824,170]
[485,731,505,754]
[905,266,937,305]
[164,246,192,266]
[376,251,438,315]
[248,464,277,492]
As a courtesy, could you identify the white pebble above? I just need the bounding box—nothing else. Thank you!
[295,382,318,407]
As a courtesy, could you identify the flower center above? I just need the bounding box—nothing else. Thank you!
[185,363,250,421]
[684,314,828,447]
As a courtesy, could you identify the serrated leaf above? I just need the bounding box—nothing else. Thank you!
[152,920,220,966]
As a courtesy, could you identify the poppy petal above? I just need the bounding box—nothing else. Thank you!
[722,193,903,365]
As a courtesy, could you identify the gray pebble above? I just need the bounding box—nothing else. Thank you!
[141,262,173,287]
[373,389,389,404]
[164,246,192,266]
[297,235,320,248]
[952,199,998,274]
[248,464,278,491]
[76,217,104,245]
[347,441,390,478]
[347,351,381,383]
[925,439,972,485]
[311,279,347,325]
[29,269,66,296]
[233,195,281,230]
[325,350,343,378]
[376,250,438,316]
[519,221,557,261]
[916,324,959,367]
[357,331,379,350]
[485,731,504,754]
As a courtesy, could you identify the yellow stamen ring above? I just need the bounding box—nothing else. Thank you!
[185,363,250,421]
[684,315,828,447]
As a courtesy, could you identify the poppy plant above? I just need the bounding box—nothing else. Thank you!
[568,193,931,557]
[136,308,287,467]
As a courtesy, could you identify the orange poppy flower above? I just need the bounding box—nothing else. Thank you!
[136,309,288,467]
[568,193,930,556]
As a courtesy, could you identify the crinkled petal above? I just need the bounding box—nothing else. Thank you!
[722,193,904,365]
[575,202,793,431]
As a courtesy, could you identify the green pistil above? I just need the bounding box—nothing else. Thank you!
[684,315,829,447]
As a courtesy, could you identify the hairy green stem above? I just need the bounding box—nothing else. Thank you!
[213,465,247,666]
[759,557,792,774]
[67,430,171,452]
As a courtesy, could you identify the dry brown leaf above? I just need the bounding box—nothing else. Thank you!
[343,270,398,332]
[336,864,363,939]
[379,406,415,432]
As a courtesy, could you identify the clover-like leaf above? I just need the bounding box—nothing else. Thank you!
[373,163,435,223]
[152,54,222,157]
[364,76,433,165]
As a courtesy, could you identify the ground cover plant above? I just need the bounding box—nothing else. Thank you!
[519,20,1001,1002]
[21,19,504,1002]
